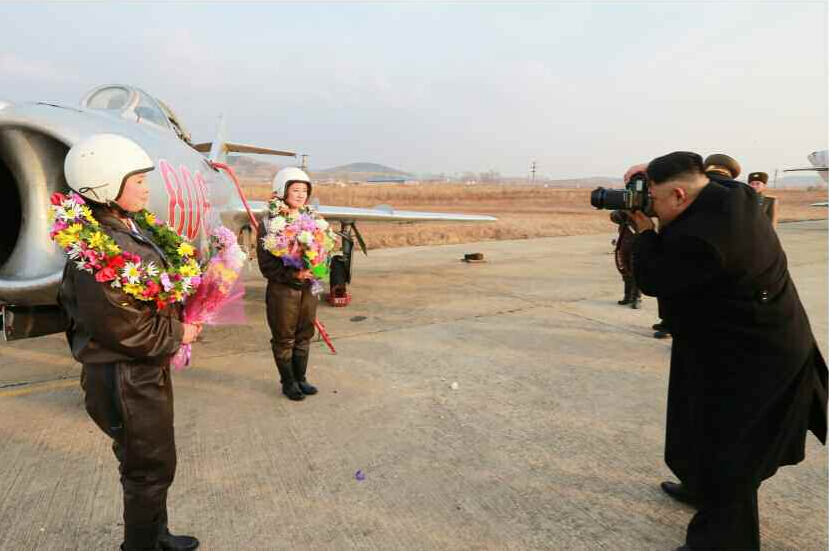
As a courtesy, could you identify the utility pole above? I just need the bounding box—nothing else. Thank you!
[301,154,309,170]
[530,160,537,182]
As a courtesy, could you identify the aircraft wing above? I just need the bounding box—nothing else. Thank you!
[783,167,828,173]
[192,142,296,157]
[316,205,497,223]
[220,201,496,229]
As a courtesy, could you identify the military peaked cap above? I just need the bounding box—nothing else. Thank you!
[704,153,741,179]
[748,171,769,184]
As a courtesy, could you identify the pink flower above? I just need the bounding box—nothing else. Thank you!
[160,272,173,291]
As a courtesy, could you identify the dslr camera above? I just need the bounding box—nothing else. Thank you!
[590,172,654,216]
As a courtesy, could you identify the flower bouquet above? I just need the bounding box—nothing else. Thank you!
[170,226,248,370]
[261,198,338,296]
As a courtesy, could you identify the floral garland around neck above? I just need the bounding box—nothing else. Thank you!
[49,192,202,309]
[262,197,338,296]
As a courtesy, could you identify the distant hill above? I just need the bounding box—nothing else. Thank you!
[318,162,411,176]
[228,154,281,182]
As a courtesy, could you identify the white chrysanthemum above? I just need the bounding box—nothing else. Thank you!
[53,207,69,222]
[122,262,141,284]
[180,277,192,292]
[298,230,313,244]
[316,219,329,231]
[75,260,88,271]
[145,262,159,277]
[111,279,122,288]
[269,217,287,233]
[67,243,83,260]
[262,234,278,252]
[67,203,84,220]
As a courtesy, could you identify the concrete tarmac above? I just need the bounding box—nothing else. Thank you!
[1,220,826,550]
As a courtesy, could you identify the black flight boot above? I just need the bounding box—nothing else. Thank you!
[158,529,199,551]
[157,508,199,551]
[122,523,161,551]
[618,279,632,305]
[277,358,305,401]
[293,354,318,395]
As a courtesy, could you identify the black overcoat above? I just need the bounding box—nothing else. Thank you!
[632,180,827,501]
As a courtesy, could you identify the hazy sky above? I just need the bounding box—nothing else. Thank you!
[1,2,826,178]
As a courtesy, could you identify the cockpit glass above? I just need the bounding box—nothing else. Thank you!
[134,93,169,128]
[85,86,131,110]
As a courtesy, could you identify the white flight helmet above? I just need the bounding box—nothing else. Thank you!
[272,167,312,199]
[64,133,154,204]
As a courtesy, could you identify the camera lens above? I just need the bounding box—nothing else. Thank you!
[590,188,607,209]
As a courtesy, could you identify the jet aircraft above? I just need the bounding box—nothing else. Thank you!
[783,149,828,207]
[0,84,495,340]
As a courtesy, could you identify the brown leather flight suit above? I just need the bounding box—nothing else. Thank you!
[256,218,318,383]
[59,208,184,547]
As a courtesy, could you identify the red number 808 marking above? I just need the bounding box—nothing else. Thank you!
[159,159,210,240]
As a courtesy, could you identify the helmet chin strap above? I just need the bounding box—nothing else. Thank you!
[77,183,109,202]
[107,200,135,219]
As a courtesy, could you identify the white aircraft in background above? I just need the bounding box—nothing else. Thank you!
[783,149,828,206]
[0,84,495,340]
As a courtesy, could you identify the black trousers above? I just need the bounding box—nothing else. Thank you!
[81,362,177,530]
[622,274,641,300]
[686,487,760,550]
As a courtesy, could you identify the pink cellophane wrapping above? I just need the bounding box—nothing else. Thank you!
[171,227,248,370]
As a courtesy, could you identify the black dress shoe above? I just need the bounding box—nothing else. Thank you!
[158,529,199,551]
[298,380,318,395]
[282,382,305,401]
[654,329,671,339]
[631,298,641,309]
[652,322,666,331]
[676,544,691,550]
[618,297,632,305]
[660,481,696,507]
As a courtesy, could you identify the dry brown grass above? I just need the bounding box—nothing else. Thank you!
[242,182,828,250]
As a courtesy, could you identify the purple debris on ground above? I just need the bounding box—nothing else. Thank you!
[355,469,365,481]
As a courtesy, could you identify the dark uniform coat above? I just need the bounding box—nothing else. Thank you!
[632,180,827,502]
[614,217,637,276]
[59,207,184,540]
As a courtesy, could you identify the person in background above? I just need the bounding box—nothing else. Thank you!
[748,171,779,227]
[611,210,641,309]
[703,153,741,183]
[257,167,322,401]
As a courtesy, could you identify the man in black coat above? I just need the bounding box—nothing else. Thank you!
[645,153,744,342]
[627,151,827,550]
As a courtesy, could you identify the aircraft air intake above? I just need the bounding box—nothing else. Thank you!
[0,125,70,305]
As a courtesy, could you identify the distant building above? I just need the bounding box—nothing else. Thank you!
[365,176,407,183]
